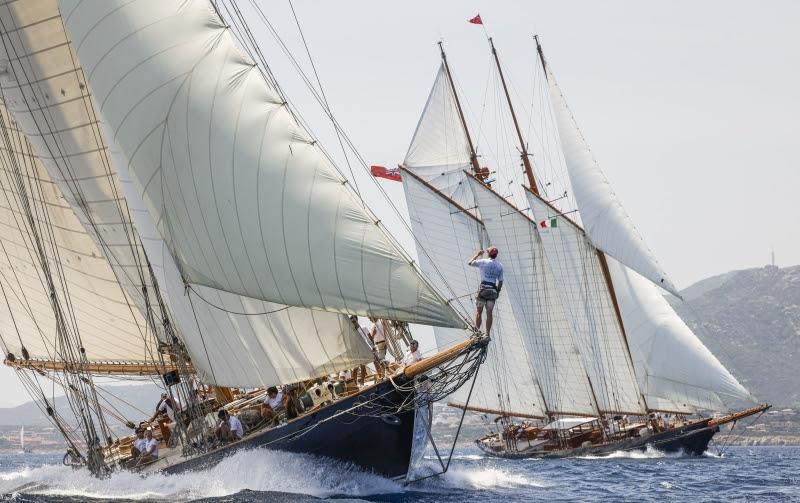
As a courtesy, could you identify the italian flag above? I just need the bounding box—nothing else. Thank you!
[539,217,558,229]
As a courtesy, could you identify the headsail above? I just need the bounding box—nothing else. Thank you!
[402,169,546,416]
[607,257,755,412]
[59,0,463,328]
[545,67,680,297]
[467,177,599,416]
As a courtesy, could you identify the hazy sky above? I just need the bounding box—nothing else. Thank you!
[2,1,798,408]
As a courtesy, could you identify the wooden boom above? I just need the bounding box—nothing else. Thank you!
[4,358,187,376]
[448,402,545,420]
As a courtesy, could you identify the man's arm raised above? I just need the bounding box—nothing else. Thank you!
[468,249,484,265]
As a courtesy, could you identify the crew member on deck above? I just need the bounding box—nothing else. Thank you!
[148,392,174,445]
[136,427,159,466]
[216,409,245,442]
[467,247,504,337]
[369,317,388,380]
[260,386,288,423]
[130,427,146,459]
[403,340,423,366]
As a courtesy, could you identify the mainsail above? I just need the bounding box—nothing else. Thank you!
[402,169,546,416]
[545,66,680,298]
[58,0,462,328]
[522,187,645,414]
[607,257,755,412]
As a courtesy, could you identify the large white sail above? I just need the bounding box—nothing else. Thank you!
[0,104,155,363]
[403,64,475,209]
[525,189,645,414]
[545,68,680,298]
[0,0,374,387]
[607,257,755,412]
[58,0,461,328]
[403,171,546,416]
[467,178,598,416]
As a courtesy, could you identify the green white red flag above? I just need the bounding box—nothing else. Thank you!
[539,217,558,229]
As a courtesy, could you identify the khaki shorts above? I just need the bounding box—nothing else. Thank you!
[476,288,498,308]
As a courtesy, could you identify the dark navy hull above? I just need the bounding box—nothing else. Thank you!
[161,377,418,479]
[479,420,719,459]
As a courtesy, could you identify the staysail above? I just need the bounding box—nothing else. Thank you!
[545,67,680,297]
[607,257,755,412]
[402,169,546,416]
[58,0,462,328]
[524,188,645,414]
[0,0,375,387]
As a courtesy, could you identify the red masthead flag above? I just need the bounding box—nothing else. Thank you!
[468,14,483,25]
[370,165,402,182]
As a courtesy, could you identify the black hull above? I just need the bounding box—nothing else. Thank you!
[161,378,419,480]
[479,421,720,460]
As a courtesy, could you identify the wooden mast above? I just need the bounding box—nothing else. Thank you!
[438,41,482,177]
[489,37,538,194]
[534,34,651,415]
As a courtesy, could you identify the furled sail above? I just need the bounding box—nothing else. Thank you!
[402,169,546,416]
[0,103,155,363]
[403,64,475,209]
[545,68,680,297]
[0,0,374,387]
[467,177,598,416]
[524,189,645,414]
[58,0,462,328]
[607,257,755,412]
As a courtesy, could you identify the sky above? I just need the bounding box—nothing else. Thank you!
[1,0,798,408]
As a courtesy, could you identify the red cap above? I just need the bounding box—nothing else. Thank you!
[487,246,499,258]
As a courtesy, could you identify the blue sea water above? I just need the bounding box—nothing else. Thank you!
[0,446,797,502]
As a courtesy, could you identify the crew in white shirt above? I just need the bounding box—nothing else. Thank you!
[136,428,159,466]
[403,340,423,366]
[215,409,245,442]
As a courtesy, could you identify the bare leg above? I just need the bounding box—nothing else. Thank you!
[475,304,484,330]
[485,301,495,337]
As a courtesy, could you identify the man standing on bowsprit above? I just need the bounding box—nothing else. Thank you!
[467,246,504,337]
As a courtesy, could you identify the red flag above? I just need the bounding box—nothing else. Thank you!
[468,14,483,25]
[370,165,402,182]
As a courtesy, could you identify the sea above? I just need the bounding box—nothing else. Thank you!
[0,446,797,502]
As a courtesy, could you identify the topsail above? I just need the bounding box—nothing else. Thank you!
[58,0,463,328]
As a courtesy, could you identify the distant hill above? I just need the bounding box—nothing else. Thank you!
[669,265,800,407]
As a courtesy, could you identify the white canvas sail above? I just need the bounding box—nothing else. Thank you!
[403,171,546,416]
[0,0,375,387]
[467,177,598,416]
[545,68,680,297]
[0,104,155,363]
[525,189,645,414]
[607,257,755,412]
[403,64,475,209]
[58,0,461,328]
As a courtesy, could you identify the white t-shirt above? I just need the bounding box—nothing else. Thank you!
[143,437,159,457]
[228,415,244,439]
[372,321,386,344]
[133,437,147,453]
[263,391,284,410]
[403,349,423,365]
[157,398,175,421]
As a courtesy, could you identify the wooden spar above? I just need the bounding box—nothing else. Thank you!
[403,336,487,379]
[448,402,545,420]
[438,41,481,176]
[4,358,187,375]
[399,166,483,225]
[488,37,538,194]
[707,403,771,427]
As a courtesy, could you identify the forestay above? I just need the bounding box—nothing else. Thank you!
[607,257,755,412]
[0,0,374,386]
[468,177,598,416]
[545,67,680,298]
[0,103,155,363]
[525,189,644,414]
[403,64,475,209]
[402,171,546,416]
[59,0,462,328]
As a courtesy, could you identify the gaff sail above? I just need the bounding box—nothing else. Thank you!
[58,0,462,329]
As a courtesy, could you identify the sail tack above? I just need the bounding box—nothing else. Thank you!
[607,258,755,412]
[402,170,546,416]
[467,177,600,416]
[545,68,680,297]
[58,0,462,328]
